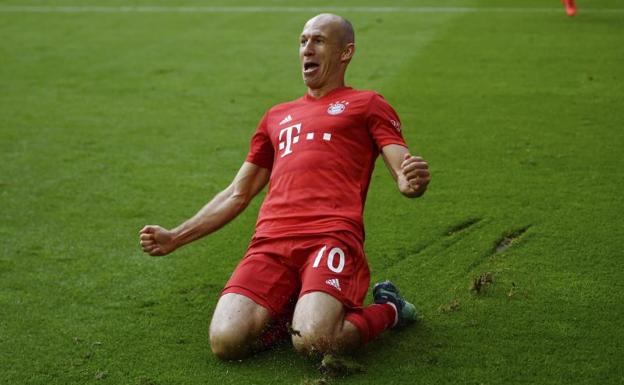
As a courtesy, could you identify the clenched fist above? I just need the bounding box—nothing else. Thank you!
[398,153,431,198]
[139,225,177,257]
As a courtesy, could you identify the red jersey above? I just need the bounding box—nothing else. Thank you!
[246,87,407,242]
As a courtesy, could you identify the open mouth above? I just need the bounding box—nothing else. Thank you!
[303,62,319,74]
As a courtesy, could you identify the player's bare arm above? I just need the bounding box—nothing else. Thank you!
[381,144,431,198]
[139,162,270,256]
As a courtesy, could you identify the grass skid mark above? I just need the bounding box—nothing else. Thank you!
[386,240,434,266]
[466,225,532,271]
[445,218,482,236]
[493,226,531,254]
[384,218,483,270]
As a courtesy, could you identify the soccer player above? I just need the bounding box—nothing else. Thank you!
[563,0,577,16]
[139,13,431,360]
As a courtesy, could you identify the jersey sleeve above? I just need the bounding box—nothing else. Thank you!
[245,112,274,170]
[366,93,407,150]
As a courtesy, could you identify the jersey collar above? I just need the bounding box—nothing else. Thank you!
[303,86,352,102]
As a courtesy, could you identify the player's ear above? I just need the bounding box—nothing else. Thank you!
[341,43,355,62]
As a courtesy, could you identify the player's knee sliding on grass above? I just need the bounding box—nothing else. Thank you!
[289,282,415,356]
[209,283,417,359]
[291,288,415,357]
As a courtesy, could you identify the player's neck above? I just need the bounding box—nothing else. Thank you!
[307,80,346,100]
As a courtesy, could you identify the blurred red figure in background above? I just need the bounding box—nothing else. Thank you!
[563,0,577,16]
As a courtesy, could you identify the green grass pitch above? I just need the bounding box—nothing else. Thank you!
[1,0,623,384]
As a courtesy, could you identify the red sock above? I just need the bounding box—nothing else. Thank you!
[345,304,396,344]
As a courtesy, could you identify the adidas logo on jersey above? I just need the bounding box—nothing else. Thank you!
[325,278,341,291]
[279,114,293,125]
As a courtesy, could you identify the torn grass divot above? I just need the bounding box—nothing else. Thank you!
[439,299,460,313]
[471,272,494,294]
[319,354,365,378]
[301,355,365,385]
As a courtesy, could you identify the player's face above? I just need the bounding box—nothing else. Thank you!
[299,19,345,90]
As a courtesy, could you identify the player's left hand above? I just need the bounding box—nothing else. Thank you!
[399,153,430,197]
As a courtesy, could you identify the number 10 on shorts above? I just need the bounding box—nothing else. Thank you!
[312,246,346,273]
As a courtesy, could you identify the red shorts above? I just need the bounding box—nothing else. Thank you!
[221,232,370,317]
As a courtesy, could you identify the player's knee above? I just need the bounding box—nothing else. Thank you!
[291,325,334,356]
[209,325,252,361]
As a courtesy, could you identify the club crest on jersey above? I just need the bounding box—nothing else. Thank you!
[327,100,348,115]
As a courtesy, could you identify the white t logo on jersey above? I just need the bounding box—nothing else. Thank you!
[278,123,301,157]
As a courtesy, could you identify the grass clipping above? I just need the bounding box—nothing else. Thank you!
[302,354,365,384]
[319,354,365,377]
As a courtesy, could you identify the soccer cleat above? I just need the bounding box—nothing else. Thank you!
[373,280,418,328]
[563,0,577,16]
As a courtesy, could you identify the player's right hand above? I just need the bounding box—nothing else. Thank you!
[139,225,177,257]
